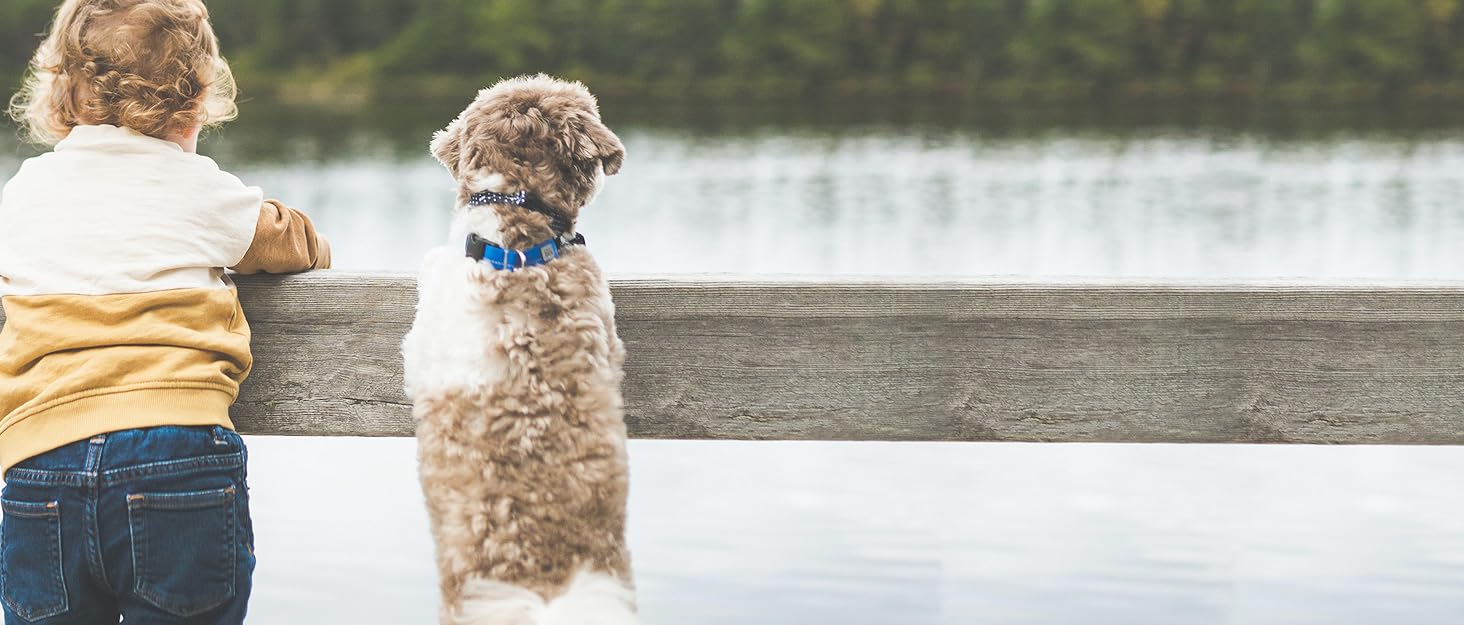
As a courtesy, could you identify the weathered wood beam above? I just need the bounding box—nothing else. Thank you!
[4,273,1464,444]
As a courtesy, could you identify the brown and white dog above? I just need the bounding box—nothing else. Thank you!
[401,75,636,625]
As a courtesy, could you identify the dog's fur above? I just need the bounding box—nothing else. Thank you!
[402,74,635,625]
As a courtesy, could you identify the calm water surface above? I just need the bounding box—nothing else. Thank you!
[3,103,1463,624]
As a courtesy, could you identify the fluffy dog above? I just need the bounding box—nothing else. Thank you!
[401,74,635,625]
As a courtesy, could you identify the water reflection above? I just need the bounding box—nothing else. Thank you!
[10,104,1459,278]
[213,126,1464,278]
[242,438,1464,625]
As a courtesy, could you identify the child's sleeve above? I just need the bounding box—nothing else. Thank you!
[230,200,332,274]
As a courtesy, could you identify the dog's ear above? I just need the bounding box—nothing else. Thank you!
[564,113,626,176]
[430,119,465,178]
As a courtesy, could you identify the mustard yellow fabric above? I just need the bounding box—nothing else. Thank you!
[0,125,331,473]
[0,288,249,471]
[0,205,328,473]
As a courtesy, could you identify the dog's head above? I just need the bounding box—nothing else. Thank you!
[431,74,624,243]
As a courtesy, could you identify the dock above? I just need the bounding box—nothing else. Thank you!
[5,272,1462,444]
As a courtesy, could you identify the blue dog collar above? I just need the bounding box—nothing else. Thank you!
[466,232,585,271]
[464,188,584,269]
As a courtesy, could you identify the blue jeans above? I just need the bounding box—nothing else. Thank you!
[0,426,255,624]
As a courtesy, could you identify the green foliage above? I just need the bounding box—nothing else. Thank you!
[0,1,56,66]
[3,0,1464,101]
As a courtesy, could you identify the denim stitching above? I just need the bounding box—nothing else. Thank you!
[0,500,68,621]
[7,452,244,488]
[51,504,69,619]
[102,453,244,487]
[84,494,110,592]
[2,428,249,620]
[0,500,56,518]
[127,488,236,616]
[230,487,239,596]
[127,488,234,510]
[126,500,145,612]
[84,436,111,593]
[2,468,91,487]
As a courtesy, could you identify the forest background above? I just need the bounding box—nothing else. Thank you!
[2,0,1463,106]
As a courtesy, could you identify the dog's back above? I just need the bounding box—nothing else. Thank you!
[401,75,636,625]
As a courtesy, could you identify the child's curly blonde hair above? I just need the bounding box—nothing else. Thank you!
[7,0,238,146]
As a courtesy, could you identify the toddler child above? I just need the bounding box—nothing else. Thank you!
[0,1,330,622]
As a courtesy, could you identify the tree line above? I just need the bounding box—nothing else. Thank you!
[3,0,1463,102]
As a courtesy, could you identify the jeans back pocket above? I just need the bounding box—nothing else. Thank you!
[127,487,237,617]
[0,498,68,621]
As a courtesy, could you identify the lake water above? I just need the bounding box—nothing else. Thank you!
[4,102,1464,623]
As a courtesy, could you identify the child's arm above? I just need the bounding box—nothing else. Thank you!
[230,200,332,274]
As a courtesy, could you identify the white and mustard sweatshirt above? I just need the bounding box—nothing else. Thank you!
[0,124,330,472]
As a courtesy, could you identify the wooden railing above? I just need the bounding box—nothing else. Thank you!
[5,273,1463,444]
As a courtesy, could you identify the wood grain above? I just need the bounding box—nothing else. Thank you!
[4,272,1463,444]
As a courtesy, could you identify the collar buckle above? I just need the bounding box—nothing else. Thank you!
[465,232,584,271]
